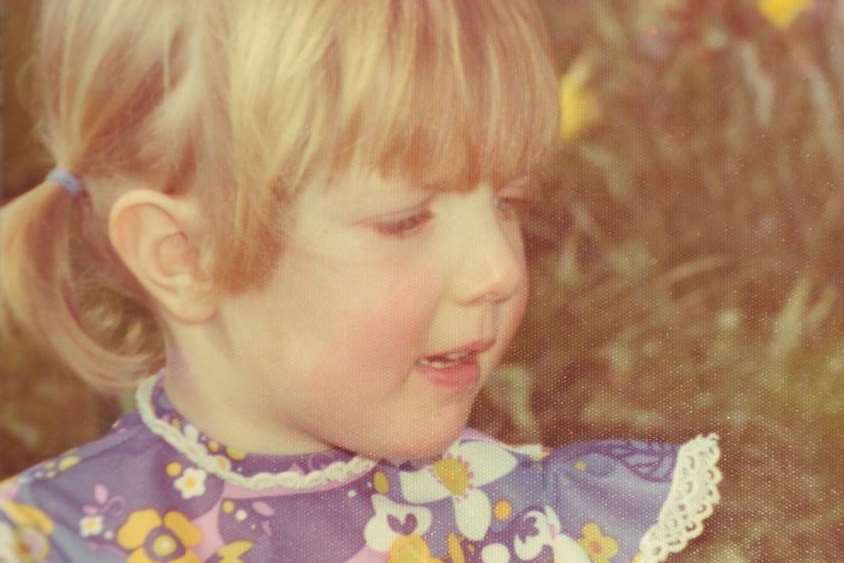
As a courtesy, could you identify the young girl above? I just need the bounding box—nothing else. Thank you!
[0,1,720,561]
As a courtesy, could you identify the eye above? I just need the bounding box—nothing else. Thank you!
[496,175,537,221]
[375,209,434,238]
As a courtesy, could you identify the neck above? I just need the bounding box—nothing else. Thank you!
[160,351,334,457]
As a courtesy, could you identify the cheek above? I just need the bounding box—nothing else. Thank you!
[489,278,529,367]
[305,267,441,388]
[355,273,437,345]
[514,276,529,325]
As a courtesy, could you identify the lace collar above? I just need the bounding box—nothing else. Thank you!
[135,374,378,491]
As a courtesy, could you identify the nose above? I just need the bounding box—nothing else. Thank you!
[448,200,526,306]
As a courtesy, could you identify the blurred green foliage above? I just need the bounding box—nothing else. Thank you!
[474,1,844,561]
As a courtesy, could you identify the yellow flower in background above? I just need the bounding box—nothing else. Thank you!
[757,0,813,29]
[560,56,600,141]
[576,522,618,563]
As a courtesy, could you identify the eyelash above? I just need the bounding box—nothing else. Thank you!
[375,209,435,238]
[375,197,535,238]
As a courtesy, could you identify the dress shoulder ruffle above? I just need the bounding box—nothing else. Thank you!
[639,434,721,561]
[539,433,721,563]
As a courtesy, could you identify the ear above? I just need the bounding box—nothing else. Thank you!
[108,189,217,323]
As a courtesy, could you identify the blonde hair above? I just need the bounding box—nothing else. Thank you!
[0,0,559,392]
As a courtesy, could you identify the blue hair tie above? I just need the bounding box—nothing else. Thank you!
[47,168,85,196]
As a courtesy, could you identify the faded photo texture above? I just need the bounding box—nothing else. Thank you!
[2,1,843,561]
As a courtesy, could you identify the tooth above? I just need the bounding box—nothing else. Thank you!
[418,357,460,368]
[445,351,472,360]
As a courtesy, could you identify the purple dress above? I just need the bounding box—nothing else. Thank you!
[0,373,721,562]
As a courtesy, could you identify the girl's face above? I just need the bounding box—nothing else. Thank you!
[218,169,531,460]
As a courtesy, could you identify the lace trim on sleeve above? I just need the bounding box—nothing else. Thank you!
[638,433,722,562]
[135,376,378,491]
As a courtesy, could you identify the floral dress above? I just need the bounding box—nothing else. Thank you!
[0,373,721,562]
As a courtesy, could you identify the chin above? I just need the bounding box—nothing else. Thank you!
[377,424,467,462]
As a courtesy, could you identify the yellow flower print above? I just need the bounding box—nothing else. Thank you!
[577,523,619,563]
[373,470,390,494]
[559,56,600,141]
[38,453,80,479]
[631,553,643,563]
[0,501,53,536]
[226,447,247,461]
[58,455,80,472]
[447,533,466,563]
[493,499,512,521]
[0,501,54,562]
[117,509,201,563]
[757,0,813,29]
[388,534,443,563]
[216,540,253,563]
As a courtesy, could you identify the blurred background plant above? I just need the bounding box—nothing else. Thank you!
[479,0,844,561]
[3,1,843,561]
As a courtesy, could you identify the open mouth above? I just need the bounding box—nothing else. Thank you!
[414,351,481,391]
[416,351,477,369]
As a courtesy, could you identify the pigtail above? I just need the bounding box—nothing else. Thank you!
[0,180,162,392]
[0,0,194,392]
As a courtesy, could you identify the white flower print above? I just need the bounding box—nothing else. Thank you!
[398,440,518,540]
[509,505,589,562]
[512,505,570,561]
[174,467,207,499]
[552,534,591,563]
[0,522,15,562]
[212,455,232,472]
[78,515,103,537]
[363,494,433,552]
[183,424,200,443]
[481,542,511,563]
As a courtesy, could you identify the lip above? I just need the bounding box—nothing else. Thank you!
[415,358,481,391]
[415,338,495,392]
[426,338,496,358]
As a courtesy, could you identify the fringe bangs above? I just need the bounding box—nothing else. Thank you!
[336,0,559,191]
[249,0,559,196]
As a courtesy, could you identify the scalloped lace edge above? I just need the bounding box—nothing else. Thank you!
[638,433,722,562]
[135,376,378,491]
